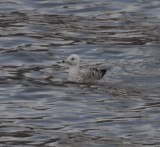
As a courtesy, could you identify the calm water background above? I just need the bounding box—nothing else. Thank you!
[0,0,160,146]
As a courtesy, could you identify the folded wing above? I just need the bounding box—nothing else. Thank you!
[80,68,107,82]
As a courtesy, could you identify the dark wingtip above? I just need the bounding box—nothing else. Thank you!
[101,67,111,77]
[100,69,107,78]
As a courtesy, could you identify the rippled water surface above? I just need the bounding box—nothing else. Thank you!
[0,0,160,146]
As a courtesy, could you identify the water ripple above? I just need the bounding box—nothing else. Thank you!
[0,0,160,146]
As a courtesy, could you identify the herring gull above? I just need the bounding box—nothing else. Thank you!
[64,54,108,83]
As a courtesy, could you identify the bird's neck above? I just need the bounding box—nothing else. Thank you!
[68,65,80,81]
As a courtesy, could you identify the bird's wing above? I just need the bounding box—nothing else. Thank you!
[80,68,107,82]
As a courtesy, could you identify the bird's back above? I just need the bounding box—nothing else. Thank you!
[79,68,107,83]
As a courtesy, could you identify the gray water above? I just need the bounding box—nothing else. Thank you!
[0,0,160,147]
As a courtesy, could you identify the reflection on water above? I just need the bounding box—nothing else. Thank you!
[0,0,160,146]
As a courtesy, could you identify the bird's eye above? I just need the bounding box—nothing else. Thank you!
[71,58,74,60]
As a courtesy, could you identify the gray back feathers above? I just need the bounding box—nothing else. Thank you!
[80,68,107,82]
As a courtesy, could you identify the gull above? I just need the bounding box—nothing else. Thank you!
[64,54,108,83]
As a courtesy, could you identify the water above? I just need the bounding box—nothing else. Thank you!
[0,0,160,146]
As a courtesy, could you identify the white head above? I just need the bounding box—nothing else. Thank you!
[65,54,81,82]
[66,54,80,67]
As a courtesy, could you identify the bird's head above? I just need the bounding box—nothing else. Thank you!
[66,54,80,66]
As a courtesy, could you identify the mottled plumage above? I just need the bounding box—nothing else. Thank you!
[80,68,107,82]
[65,54,108,83]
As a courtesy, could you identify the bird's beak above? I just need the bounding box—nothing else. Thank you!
[62,59,69,64]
